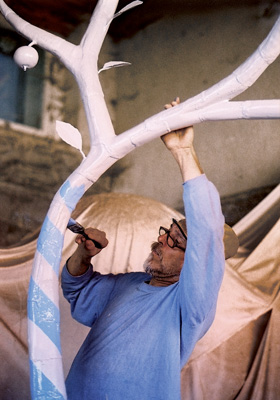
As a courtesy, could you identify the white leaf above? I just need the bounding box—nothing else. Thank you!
[98,61,131,73]
[56,121,85,158]
[114,1,143,18]
[107,1,142,25]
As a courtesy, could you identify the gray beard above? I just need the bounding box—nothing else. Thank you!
[143,253,153,275]
[143,242,182,281]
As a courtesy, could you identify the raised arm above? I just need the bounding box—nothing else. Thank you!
[162,99,225,363]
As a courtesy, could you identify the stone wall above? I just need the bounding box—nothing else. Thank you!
[0,125,78,246]
[0,124,129,246]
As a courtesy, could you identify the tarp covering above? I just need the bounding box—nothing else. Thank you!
[0,187,279,399]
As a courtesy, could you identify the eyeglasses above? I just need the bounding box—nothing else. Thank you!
[159,226,186,252]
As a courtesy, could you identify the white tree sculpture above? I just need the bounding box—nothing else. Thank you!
[0,0,279,398]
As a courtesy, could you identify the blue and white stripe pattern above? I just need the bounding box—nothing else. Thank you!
[28,180,85,399]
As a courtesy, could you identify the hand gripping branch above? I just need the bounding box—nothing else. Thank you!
[0,0,279,398]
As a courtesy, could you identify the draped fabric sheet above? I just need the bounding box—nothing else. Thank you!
[0,188,279,399]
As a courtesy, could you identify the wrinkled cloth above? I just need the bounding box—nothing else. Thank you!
[62,174,225,400]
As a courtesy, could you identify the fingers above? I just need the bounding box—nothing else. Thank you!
[172,96,180,105]
[75,228,108,252]
[75,234,85,245]
[85,227,108,249]
[164,96,180,109]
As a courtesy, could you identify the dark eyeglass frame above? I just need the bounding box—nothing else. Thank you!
[159,223,187,252]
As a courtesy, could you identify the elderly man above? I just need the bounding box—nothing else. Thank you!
[61,98,238,399]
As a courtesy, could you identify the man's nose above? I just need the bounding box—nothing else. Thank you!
[158,232,166,245]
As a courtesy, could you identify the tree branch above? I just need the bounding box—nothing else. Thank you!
[80,0,118,55]
[158,16,280,119]
[0,0,75,62]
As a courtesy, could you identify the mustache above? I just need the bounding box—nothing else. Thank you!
[151,241,162,260]
[151,241,161,253]
[143,242,162,275]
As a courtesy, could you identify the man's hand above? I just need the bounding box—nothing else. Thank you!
[67,227,108,276]
[161,97,203,182]
[75,227,108,257]
[161,97,194,151]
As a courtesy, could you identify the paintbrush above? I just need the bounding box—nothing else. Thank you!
[67,218,102,249]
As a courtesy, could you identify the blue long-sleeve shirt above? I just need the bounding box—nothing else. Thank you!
[61,174,225,399]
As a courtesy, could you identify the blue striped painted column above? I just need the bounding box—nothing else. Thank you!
[27,179,85,399]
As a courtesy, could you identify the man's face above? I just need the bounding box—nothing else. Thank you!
[144,221,186,280]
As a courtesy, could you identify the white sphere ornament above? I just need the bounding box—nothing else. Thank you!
[14,46,39,71]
